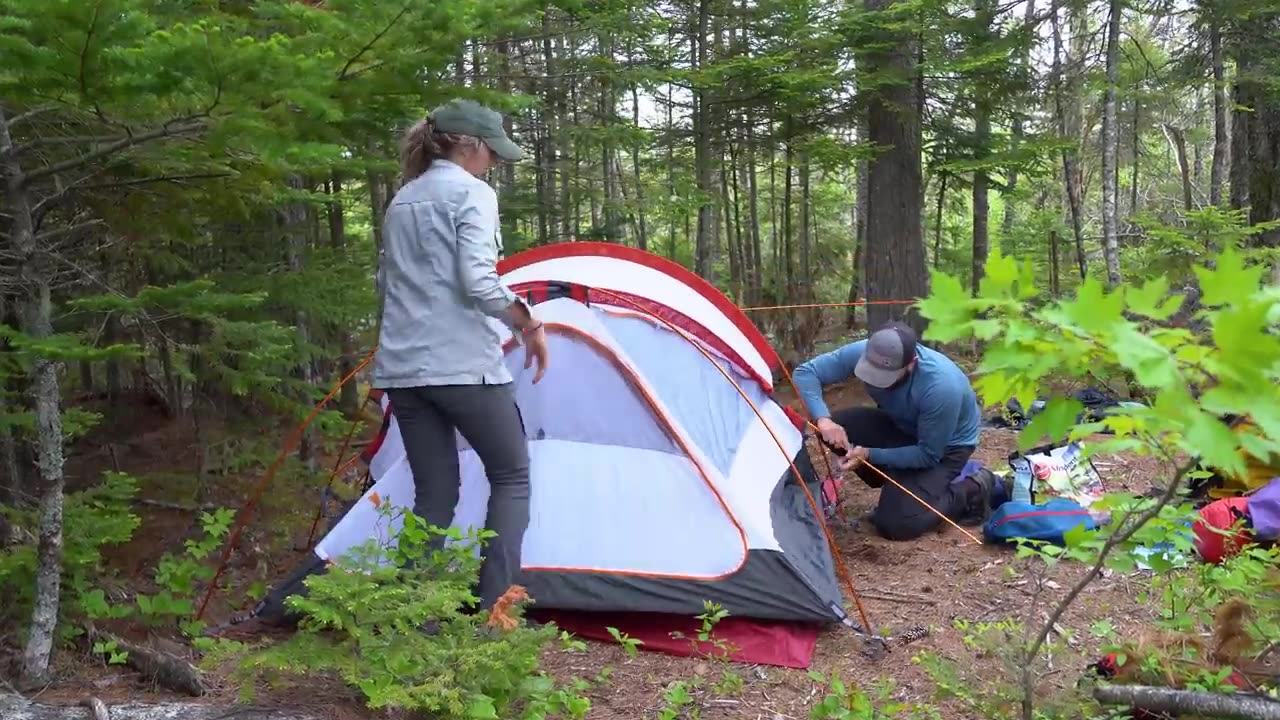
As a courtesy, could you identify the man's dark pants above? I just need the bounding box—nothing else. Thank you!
[386,383,530,610]
[831,406,974,541]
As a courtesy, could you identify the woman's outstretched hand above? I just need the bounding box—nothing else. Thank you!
[524,325,549,383]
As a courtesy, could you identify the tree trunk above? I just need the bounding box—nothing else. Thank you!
[800,149,813,297]
[1099,0,1122,286]
[328,172,360,418]
[745,114,764,304]
[630,84,649,251]
[1229,60,1251,211]
[0,695,328,720]
[935,173,948,269]
[540,6,559,244]
[846,119,869,330]
[284,175,316,473]
[1130,97,1141,216]
[1161,124,1194,211]
[972,140,989,295]
[1001,0,1037,246]
[1209,23,1228,207]
[1049,229,1061,296]
[783,136,795,293]
[1051,0,1087,280]
[1,102,67,687]
[693,0,716,281]
[1246,83,1280,250]
[1093,685,1280,720]
[722,142,742,299]
[665,79,677,259]
[863,0,929,332]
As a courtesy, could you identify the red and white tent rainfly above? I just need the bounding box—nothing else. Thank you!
[310,243,850,667]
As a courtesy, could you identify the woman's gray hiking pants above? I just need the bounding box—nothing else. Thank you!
[385,383,530,610]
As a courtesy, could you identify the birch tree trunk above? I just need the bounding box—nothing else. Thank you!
[1052,0,1088,280]
[0,101,67,687]
[1099,0,1123,287]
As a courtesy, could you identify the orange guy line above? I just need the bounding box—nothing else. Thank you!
[739,299,918,312]
[195,349,378,622]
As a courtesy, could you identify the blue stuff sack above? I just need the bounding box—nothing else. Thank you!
[983,497,1098,547]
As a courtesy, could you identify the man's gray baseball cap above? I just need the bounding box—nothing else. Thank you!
[854,321,919,388]
[430,99,523,162]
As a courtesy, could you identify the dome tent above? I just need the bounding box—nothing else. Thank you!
[255,243,854,667]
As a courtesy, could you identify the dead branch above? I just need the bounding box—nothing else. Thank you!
[1094,684,1280,720]
[33,219,104,245]
[78,697,109,720]
[0,694,325,720]
[20,119,207,186]
[1020,456,1198,720]
[859,590,938,606]
[131,498,218,513]
[7,105,57,128]
[83,625,206,697]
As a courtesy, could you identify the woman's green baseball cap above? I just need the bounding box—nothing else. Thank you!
[430,98,523,162]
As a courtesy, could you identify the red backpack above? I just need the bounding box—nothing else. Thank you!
[1192,496,1253,564]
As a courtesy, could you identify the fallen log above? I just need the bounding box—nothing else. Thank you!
[83,625,205,697]
[1094,684,1280,720]
[0,694,325,720]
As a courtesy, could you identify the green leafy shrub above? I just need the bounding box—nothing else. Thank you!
[230,505,589,719]
[0,472,141,637]
[911,241,1280,719]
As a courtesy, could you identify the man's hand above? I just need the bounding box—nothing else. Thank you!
[840,445,869,471]
[524,324,549,383]
[814,417,849,453]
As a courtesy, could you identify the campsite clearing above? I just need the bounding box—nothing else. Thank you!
[26,379,1174,720]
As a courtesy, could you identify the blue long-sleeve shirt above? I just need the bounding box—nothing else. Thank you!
[792,340,981,469]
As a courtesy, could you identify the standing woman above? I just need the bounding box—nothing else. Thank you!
[372,98,549,610]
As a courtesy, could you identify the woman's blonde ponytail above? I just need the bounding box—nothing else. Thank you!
[399,118,434,182]
[398,115,476,183]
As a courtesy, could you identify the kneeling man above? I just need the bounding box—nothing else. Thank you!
[793,321,994,540]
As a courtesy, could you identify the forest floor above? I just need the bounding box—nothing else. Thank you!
[20,379,1175,719]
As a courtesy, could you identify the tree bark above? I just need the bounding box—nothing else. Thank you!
[846,118,869,330]
[0,695,326,720]
[283,175,316,472]
[1093,685,1280,720]
[328,172,359,419]
[0,293,21,513]
[1099,0,1123,286]
[1161,123,1194,211]
[1210,21,1228,206]
[540,6,559,244]
[1229,63,1251,211]
[935,173,948,269]
[1,101,67,689]
[693,0,716,281]
[1001,0,1037,246]
[85,625,206,697]
[863,0,929,332]
[630,84,649,251]
[1051,0,1087,280]
[745,114,764,305]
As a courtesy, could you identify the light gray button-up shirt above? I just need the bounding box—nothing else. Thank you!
[372,160,526,388]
